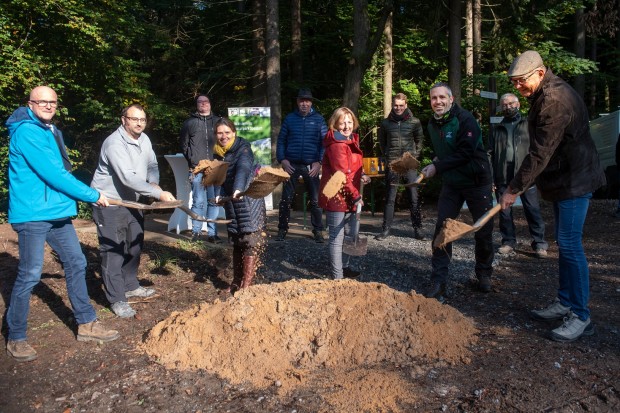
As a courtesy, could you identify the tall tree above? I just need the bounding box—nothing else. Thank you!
[252,0,268,105]
[447,0,462,104]
[266,0,281,165]
[290,0,303,84]
[383,11,393,117]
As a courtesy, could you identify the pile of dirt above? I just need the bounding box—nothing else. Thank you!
[194,159,229,186]
[389,152,420,174]
[433,218,473,249]
[142,279,478,395]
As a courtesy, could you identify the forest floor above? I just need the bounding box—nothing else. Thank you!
[1,199,619,413]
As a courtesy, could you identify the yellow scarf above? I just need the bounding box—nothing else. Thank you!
[214,136,236,158]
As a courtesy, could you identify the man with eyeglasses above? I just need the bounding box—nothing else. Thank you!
[180,94,222,243]
[5,86,120,362]
[91,103,176,318]
[489,93,548,258]
[499,50,605,342]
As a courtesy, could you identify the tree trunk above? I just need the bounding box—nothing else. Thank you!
[343,0,393,113]
[291,0,303,84]
[574,7,586,99]
[266,0,281,165]
[473,0,481,73]
[252,0,267,105]
[447,0,462,104]
[465,0,473,84]
[383,11,393,117]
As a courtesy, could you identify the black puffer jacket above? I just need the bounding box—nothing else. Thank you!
[378,108,424,162]
[510,70,605,201]
[180,112,221,168]
[215,137,266,235]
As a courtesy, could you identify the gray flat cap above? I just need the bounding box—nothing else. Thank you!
[508,50,544,77]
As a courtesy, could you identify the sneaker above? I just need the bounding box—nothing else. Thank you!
[190,232,202,242]
[111,301,136,318]
[535,248,547,258]
[6,340,37,362]
[478,276,492,293]
[425,282,447,303]
[343,267,360,279]
[77,320,120,342]
[312,230,325,243]
[375,228,390,241]
[498,244,514,254]
[275,229,287,241]
[208,235,223,244]
[125,286,156,298]
[413,228,426,241]
[530,298,571,321]
[550,312,594,342]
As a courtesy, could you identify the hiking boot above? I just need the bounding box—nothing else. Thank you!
[550,312,594,342]
[343,267,360,279]
[312,230,325,243]
[275,229,287,241]
[6,340,37,362]
[478,276,492,293]
[375,228,390,241]
[535,248,548,258]
[425,282,447,303]
[77,320,120,342]
[208,235,223,244]
[190,232,202,242]
[413,228,426,241]
[498,244,514,254]
[111,301,136,318]
[126,286,156,298]
[530,298,571,321]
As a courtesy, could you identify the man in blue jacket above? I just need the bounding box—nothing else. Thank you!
[5,86,120,362]
[276,89,328,242]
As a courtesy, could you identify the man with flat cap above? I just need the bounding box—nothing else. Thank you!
[276,88,328,242]
[500,50,605,342]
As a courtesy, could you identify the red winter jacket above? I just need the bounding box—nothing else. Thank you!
[319,130,364,212]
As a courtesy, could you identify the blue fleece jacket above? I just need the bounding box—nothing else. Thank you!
[6,107,100,223]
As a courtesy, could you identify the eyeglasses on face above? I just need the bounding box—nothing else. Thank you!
[124,116,147,124]
[510,69,539,86]
[29,100,58,108]
[501,101,519,108]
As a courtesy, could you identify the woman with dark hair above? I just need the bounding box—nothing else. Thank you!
[319,107,370,280]
[213,118,266,293]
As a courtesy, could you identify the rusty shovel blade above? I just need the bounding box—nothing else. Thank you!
[343,235,368,256]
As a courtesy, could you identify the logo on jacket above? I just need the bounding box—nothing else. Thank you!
[445,132,453,140]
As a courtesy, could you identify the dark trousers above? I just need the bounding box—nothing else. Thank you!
[278,162,323,231]
[431,184,494,284]
[92,206,144,304]
[495,184,548,250]
[382,167,422,230]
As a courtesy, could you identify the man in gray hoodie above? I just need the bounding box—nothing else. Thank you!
[91,103,175,318]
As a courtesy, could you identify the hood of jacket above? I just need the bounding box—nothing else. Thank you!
[7,107,45,135]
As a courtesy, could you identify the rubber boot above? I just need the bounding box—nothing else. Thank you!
[239,255,258,289]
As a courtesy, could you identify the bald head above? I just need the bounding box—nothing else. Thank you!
[28,86,58,124]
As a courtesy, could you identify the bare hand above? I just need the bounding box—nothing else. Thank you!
[361,174,371,185]
[95,193,109,207]
[281,159,294,175]
[500,190,518,210]
[308,162,321,177]
[232,189,243,200]
[159,191,176,202]
[421,163,437,178]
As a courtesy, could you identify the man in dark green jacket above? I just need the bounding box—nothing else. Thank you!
[421,82,494,302]
[376,93,425,241]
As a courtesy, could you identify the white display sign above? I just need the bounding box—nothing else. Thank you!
[479,91,498,99]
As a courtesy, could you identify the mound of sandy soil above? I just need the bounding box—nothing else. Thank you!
[142,279,478,396]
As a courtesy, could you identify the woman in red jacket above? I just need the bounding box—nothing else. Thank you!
[319,107,370,279]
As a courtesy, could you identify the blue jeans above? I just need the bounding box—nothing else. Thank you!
[278,163,323,232]
[495,184,548,250]
[553,194,592,320]
[7,219,97,341]
[326,211,357,279]
[190,172,219,236]
[382,167,422,229]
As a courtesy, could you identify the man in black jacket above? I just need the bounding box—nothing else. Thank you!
[180,94,222,243]
[376,93,425,241]
[489,93,547,257]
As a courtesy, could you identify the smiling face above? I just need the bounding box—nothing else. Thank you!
[196,96,211,116]
[393,98,407,116]
[510,67,545,98]
[337,114,354,138]
[28,86,57,124]
[216,124,236,147]
[430,86,454,117]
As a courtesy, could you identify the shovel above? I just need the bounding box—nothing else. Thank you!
[210,167,290,204]
[107,199,231,223]
[343,184,368,256]
[390,173,425,188]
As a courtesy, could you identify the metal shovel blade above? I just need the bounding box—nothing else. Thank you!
[343,235,368,256]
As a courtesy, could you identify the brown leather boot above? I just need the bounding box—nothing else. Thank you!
[239,255,258,289]
[224,248,244,294]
